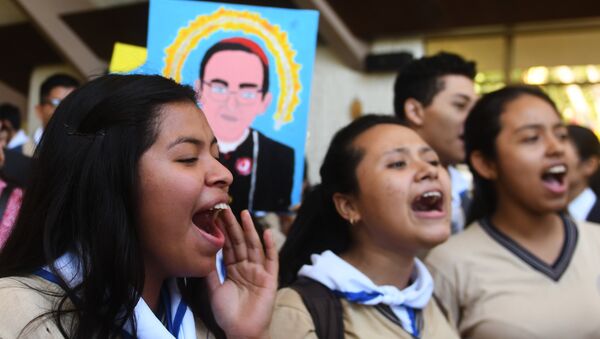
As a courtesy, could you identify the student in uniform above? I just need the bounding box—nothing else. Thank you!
[272,115,459,339]
[426,86,600,339]
[0,74,278,338]
[393,52,478,233]
[565,124,600,223]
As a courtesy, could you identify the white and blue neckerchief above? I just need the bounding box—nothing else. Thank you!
[298,250,434,337]
[33,253,197,339]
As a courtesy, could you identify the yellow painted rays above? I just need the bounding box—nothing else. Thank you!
[163,7,301,129]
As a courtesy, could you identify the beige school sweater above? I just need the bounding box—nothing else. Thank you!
[426,218,600,339]
[0,275,215,338]
[270,287,460,339]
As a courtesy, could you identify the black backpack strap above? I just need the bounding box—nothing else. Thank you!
[0,182,15,221]
[290,277,344,339]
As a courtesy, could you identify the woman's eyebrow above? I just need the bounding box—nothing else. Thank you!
[383,147,408,156]
[419,147,436,155]
[167,136,202,149]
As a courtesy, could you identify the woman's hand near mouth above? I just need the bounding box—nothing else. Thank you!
[207,208,278,339]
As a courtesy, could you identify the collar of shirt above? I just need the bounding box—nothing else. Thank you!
[568,187,596,221]
[7,130,30,149]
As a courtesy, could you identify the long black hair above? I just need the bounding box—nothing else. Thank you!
[464,85,559,225]
[0,74,223,338]
[279,114,405,286]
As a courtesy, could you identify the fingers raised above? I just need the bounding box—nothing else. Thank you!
[262,228,279,277]
[218,207,248,264]
[240,210,265,264]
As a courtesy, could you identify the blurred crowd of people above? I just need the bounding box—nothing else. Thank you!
[0,74,79,247]
[1,51,600,339]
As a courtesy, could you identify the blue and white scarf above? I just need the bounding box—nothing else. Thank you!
[34,253,197,339]
[298,250,433,336]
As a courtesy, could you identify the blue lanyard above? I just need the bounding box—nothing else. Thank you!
[160,284,188,336]
[33,268,188,338]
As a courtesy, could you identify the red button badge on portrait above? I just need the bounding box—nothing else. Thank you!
[235,157,252,176]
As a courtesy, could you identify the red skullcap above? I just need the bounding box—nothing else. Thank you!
[220,37,269,66]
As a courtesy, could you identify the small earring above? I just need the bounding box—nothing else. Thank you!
[349,217,355,225]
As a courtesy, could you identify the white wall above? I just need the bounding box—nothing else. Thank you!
[0,81,27,120]
[305,46,398,184]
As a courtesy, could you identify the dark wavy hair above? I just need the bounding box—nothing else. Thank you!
[393,51,476,122]
[464,85,559,225]
[0,74,224,338]
[279,114,405,286]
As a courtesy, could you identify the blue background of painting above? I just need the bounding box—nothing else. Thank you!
[145,0,319,208]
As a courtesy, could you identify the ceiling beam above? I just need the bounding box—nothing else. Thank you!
[292,0,369,70]
[14,0,107,78]
[423,17,600,41]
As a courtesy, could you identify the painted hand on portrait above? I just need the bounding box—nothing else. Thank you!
[207,208,278,339]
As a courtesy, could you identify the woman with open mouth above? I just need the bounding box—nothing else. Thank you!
[426,86,600,339]
[0,74,278,338]
[272,115,459,338]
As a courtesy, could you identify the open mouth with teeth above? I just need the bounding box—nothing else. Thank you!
[541,164,567,194]
[191,203,228,248]
[411,190,445,218]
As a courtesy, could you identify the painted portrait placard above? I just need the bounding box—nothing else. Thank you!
[145,0,319,215]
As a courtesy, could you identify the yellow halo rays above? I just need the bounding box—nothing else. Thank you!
[163,7,302,129]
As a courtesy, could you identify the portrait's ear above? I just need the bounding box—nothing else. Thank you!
[470,150,497,180]
[256,92,272,116]
[404,98,425,127]
[194,79,202,93]
[332,192,361,225]
[194,79,208,107]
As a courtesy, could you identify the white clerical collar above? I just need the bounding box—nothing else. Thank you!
[218,129,250,154]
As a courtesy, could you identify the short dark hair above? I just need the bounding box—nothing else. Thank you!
[464,85,558,225]
[39,73,80,104]
[279,114,405,286]
[567,124,600,162]
[568,124,600,196]
[198,38,269,95]
[393,52,477,121]
[0,103,21,130]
